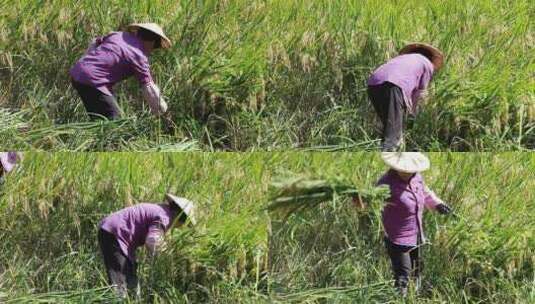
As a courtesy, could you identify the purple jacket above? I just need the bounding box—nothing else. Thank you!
[368,54,434,114]
[378,170,442,246]
[100,203,177,261]
[70,31,153,96]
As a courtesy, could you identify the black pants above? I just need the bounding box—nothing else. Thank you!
[384,237,421,289]
[71,80,121,120]
[98,228,138,297]
[368,82,405,151]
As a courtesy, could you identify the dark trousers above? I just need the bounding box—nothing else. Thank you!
[98,228,138,297]
[384,237,421,289]
[368,82,405,151]
[71,80,121,120]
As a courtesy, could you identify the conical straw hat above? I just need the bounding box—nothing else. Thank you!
[165,193,197,225]
[127,23,171,49]
[381,152,430,173]
[399,43,444,70]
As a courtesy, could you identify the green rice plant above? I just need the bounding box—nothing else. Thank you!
[267,173,390,218]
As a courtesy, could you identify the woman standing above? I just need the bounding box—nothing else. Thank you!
[70,23,171,119]
[378,152,451,296]
[368,43,444,151]
[98,193,196,298]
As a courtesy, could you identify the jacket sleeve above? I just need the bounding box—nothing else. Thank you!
[411,65,433,102]
[423,184,444,209]
[145,224,164,256]
[128,50,153,86]
[142,82,168,114]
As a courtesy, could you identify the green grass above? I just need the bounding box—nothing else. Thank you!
[1,152,534,303]
[1,0,533,151]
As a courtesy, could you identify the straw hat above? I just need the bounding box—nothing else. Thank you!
[127,23,171,49]
[399,43,444,70]
[165,193,197,225]
[0,152,22,173]
[381,152,430,173]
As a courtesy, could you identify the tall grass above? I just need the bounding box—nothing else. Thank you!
[1,0,533,151]
[1,152,533,302]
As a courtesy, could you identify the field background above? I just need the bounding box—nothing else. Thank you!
[1,0,533,151]
[1,152,534,303]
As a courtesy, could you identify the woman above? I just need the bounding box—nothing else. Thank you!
[70,23,171,119]
[378,152,451,296]
[368,43,444,151]
[0,152,22,185]
[98,193,196,298]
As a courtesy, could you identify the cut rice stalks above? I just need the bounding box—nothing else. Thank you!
[267,173,390,219]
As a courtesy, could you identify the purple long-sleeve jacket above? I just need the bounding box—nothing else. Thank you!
[378,170,443,246]
[70,31,153,96]
[368,53,434,114]
[99,203,177,262]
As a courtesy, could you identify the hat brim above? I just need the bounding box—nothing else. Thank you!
[165,193,197,225]
[127,24,172,49]
[381,152,430,173]
[399,43,444,70]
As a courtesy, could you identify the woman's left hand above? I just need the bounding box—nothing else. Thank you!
[436,203,452,215]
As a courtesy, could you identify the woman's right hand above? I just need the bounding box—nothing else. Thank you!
[159,99,168,114]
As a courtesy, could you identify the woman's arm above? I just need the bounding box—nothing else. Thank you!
[145,224,165,257]
[423,185,452,215]
[142,82,168,115]
[423,185,443,209]
[411,66,433,103]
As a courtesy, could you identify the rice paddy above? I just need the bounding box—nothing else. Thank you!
[1,0,533,151]
[0,152,533,303]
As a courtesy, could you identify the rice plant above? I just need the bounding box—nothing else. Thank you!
[267,173,390,218]
[1,0,533,151]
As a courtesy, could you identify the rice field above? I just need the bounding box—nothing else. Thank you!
[1,0,533,151]
[1,152,533,303]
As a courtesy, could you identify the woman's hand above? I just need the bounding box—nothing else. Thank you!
[436,203,452,215]
[159,98,168,114]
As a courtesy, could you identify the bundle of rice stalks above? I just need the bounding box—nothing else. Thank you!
[267,173,390,218]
